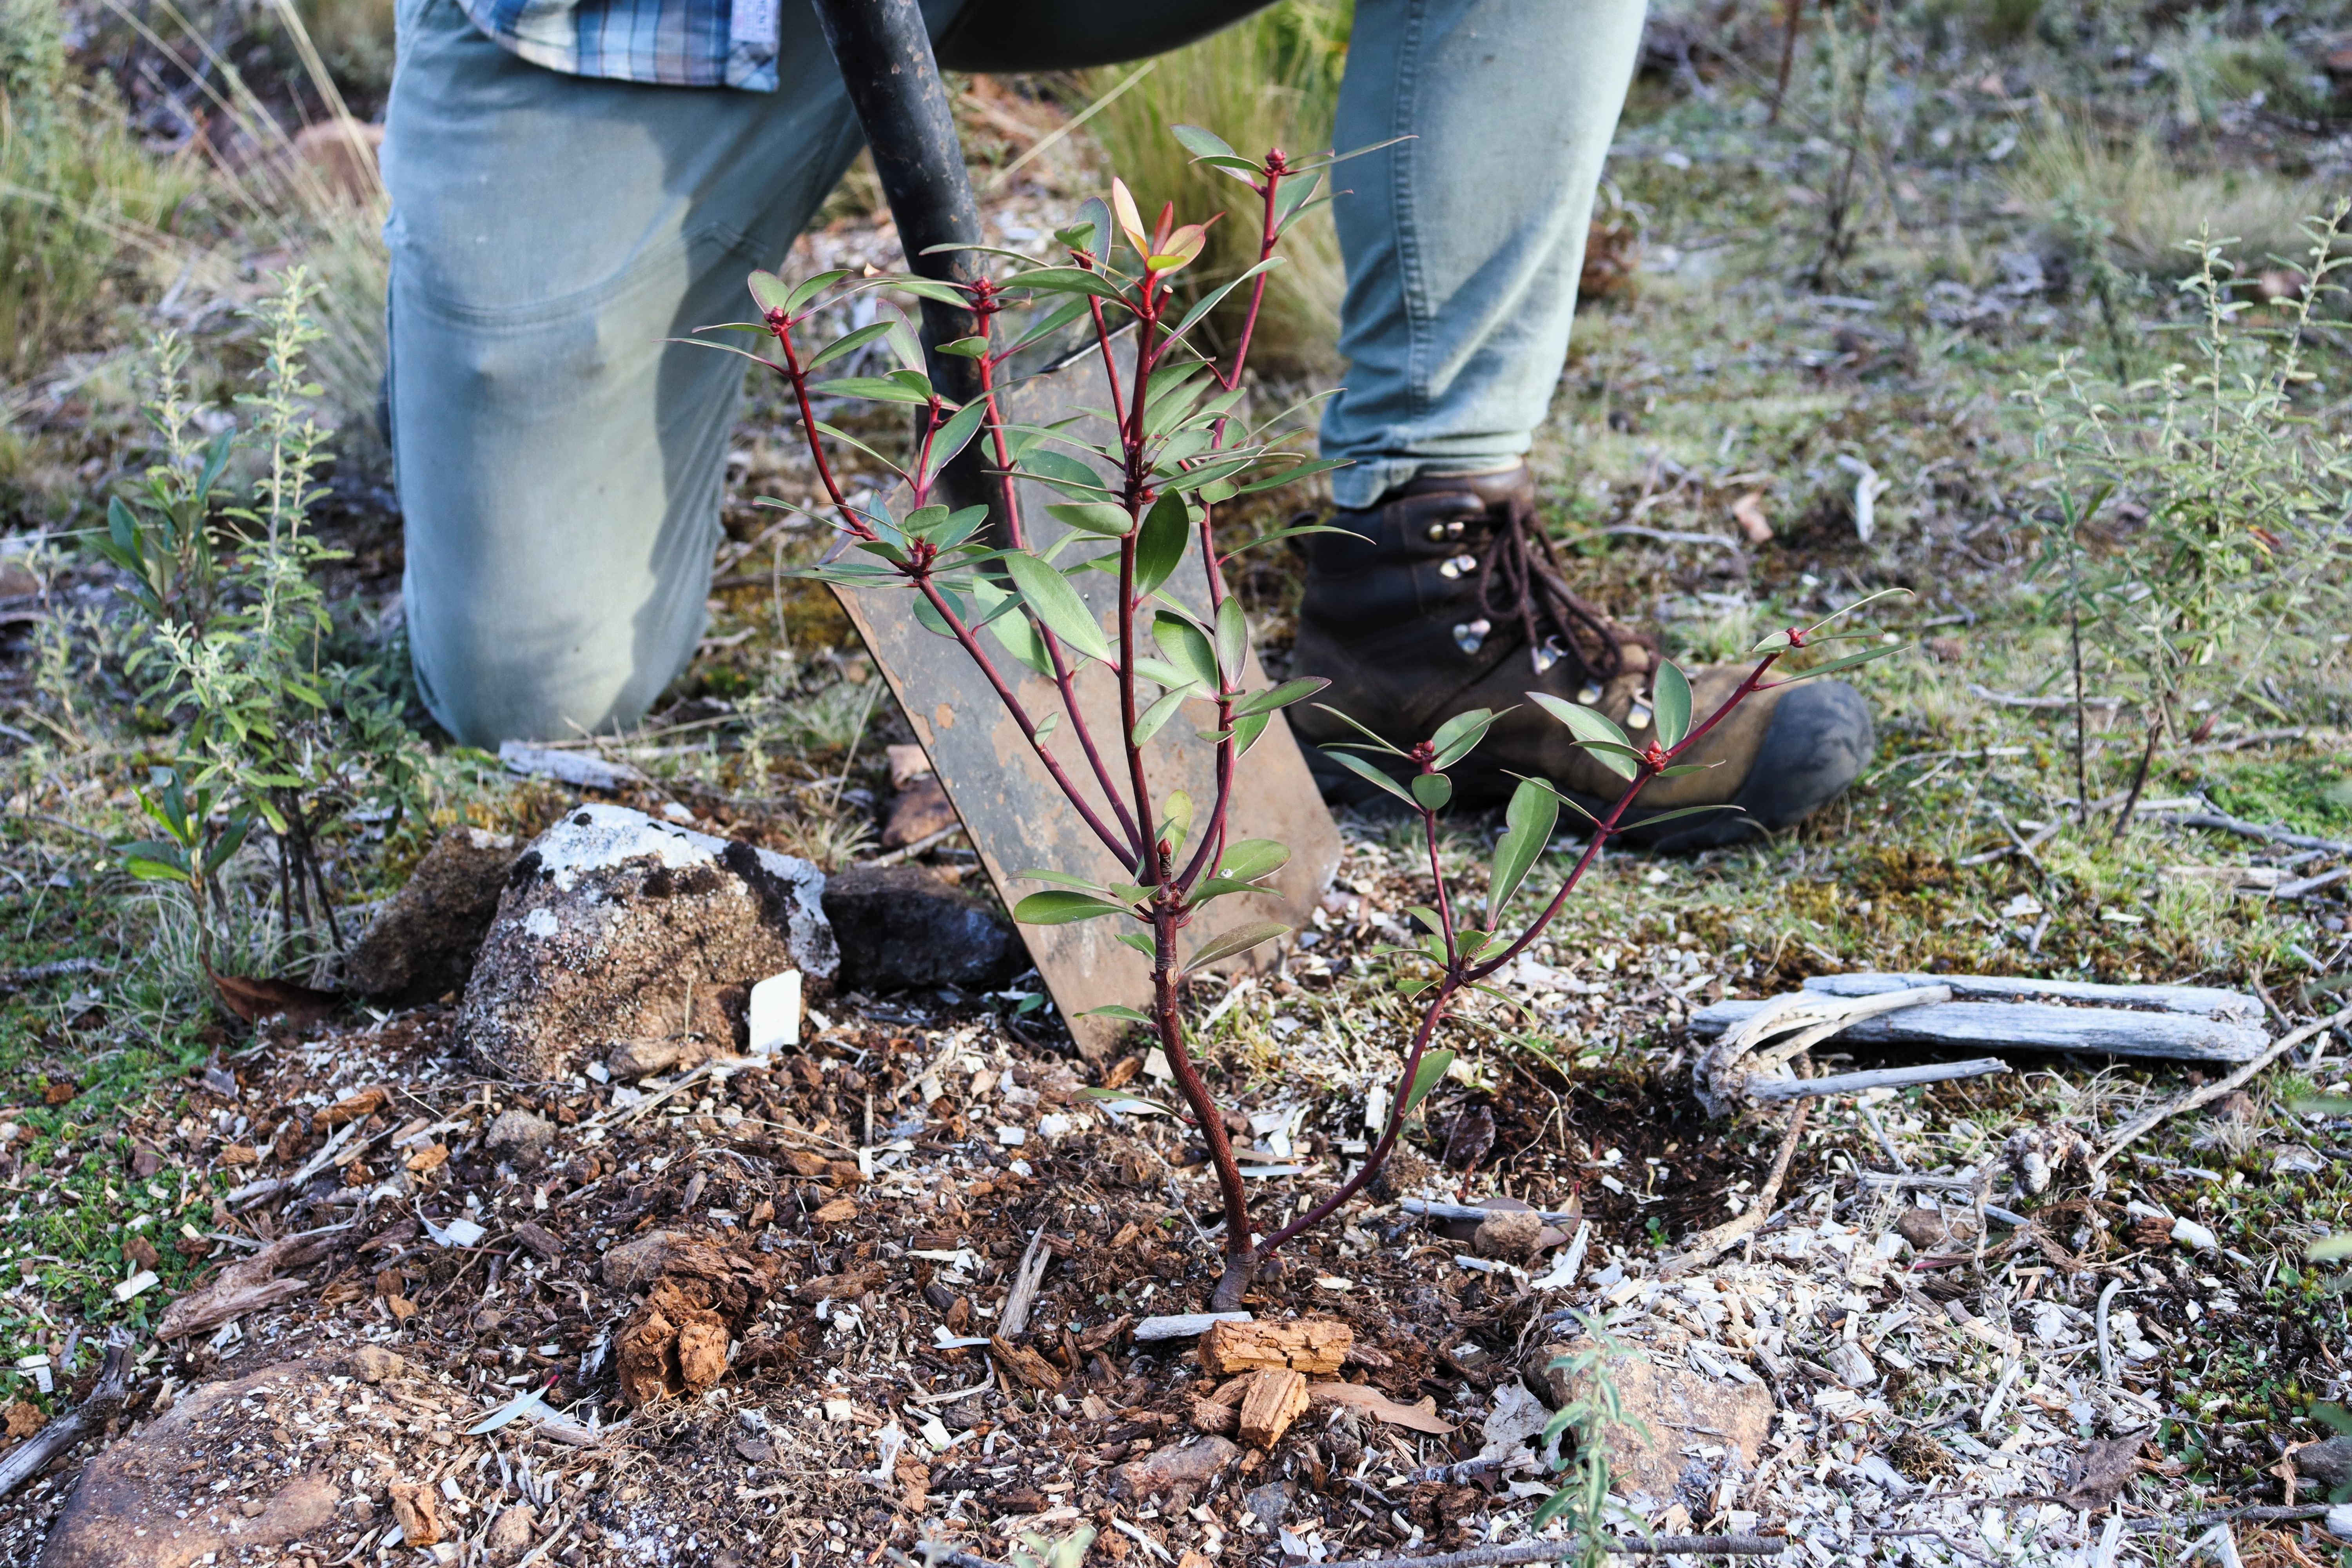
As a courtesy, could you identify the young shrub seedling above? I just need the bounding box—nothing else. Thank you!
[720,129,1903,1308]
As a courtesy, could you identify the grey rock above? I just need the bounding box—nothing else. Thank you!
[485,1109,555,1172]
[345,827,518,1004]
[1243,1480,1294,1527]
[600,1229,689,1289]
[459,804,835,1080]
[484,1503,538,1561]
[821,864,1015,991]
[2294,1435,2352,1488]
[1110,1436,1237,1504]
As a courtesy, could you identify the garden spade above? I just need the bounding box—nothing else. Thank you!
[808,0,1342,1058]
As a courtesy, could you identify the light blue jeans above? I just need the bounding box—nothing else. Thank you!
[382,0,1647,744]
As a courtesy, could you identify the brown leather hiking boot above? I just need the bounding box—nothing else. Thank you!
[1289,464,1874,850]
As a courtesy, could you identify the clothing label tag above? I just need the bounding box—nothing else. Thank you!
[729,0,777,49]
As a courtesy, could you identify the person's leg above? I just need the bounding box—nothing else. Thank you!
[1319,0,1648,506]
[383,0,878,746]
[1294,0,1875,843]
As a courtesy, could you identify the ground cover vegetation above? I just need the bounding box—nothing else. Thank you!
[0,0,2345,1563]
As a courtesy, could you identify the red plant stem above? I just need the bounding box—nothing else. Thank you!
[1259,650,1791,1258]
[1151,905,1254,1268]
[1214,167,1286,396]
[1469,649,1786,983]
[905,574,1135,863]
[977,341,1142,857]
[767,315,865,532]
[1087,296,1128,423]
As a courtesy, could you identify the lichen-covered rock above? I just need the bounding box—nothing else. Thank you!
[458,804,835,1080]
[344,826,518,1003]
[485,1108,555,1172]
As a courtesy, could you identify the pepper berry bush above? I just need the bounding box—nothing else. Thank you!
[705,127,1904,1310]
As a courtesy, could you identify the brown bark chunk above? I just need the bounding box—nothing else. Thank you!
[1199,1318,1352,1376]
[1236,1368,1309,1449]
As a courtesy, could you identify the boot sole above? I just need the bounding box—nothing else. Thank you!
[1303,680,1876,853]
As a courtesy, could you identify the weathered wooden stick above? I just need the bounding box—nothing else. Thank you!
[1315,1534,1789,1566]
[1401,1198,1580,1225]
[2147,809,2352,858]
[1692,990,2266,1064]
[0,1328,132,1501]
[1748,1056,2010,1101]
[2091,1006,2352,1171]
[1664,1099,1810,1278]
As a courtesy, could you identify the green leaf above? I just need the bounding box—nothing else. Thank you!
[1528,692,1639,779]
[1768,643,1907,685]
[1002,551,1112,663]
[1114,930,1156,957]
[1046,501,1135,537]
[814,374,935,406]
[936,336,993,358]
[1218,839,1289,882]
[1133,687,1192,746]
[1184,921,1290,974]
[1801,585,1914,634]
[2311,1235,2352,1263]
[1306,703,1406,756]
[1013,890,1131,925]
[1018,448,1115,498]
[919,400,992,485]
[1230,711,1273,758]
[1489,777,1560,919]
[1230,457,1348,495]
[1156,790,1194,855]
[1322,748,1417,807]
[747,270,792,314]
[1411,772,1452,811]
[1171,123,1242,163]
[1652,661,1692,748]
[1018,867,1111,893]
[1014,266,1132,301]
[804,320,895,370]
[1229,677,1326,718]
[1271,171,1327,231]
[1627,803,1742,828]
[1153,613,1220,691]
[1429,707,1499,769]
[1402,1049,1457,1114]
[1078,1004,1155,1025]
[1214,596,1249,682]
[782,268,854,314]
[1134,492,1191,598]
[1193,876,1278,902]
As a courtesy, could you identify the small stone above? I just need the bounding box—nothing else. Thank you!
[1110,1436,1238,1504]
[606,1037,688,1079]
[600,1230,689,1289]
[733,1434,775,1465]
[2294,1435,2352,1488]
[820,864,1015,991]
[348,1346,405,1383]
[485,1503,538,1560]
[388,1482,443,1546]
[1243,1479,1293,1528]
[881,776,959,849]
[485,1110,555,1173]
[1534,1336,1771,1506]
[1472,1208,1543,1261]
[345,828,518,1004]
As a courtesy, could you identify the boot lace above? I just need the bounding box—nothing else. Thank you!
[1471,493,1653,690]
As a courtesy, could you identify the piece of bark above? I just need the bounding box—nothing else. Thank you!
[1237,1368,1309,1449]
[1306,1381,1454,1434]
[387,1482,444,1546]
[0,1331,131,1501]
[2059,1430,2150,1510]
[989,1335,1064,1392]
[1190,1397,1239,1436]
[1199,1318,1351,1376]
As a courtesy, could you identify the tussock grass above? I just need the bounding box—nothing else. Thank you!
[2007,119,2332,275]
[1080,0,1351,376]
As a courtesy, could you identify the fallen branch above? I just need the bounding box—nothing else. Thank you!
[2090,1005,2352,1171]
[0,1327,132,1501]
[1663,1098,1810,1277]
[1314,1535,1789,1566]
[2147,809,2352,858]
[2127,1503,2334,1532]
[1747,1057,2009,1102]
[1969,683,2126,711]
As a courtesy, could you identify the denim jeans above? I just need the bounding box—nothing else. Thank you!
[382,0,1648,744]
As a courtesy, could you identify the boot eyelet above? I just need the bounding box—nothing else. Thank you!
[1445,521,1466,538]
[1531,639,1562,675]
[1425,523,1450,541]
[1627,701,1653,730]
[1452,618,1491,655]
[1577,682,1603,705]
[1437,552,1480,579]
